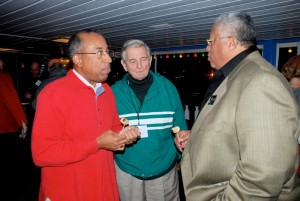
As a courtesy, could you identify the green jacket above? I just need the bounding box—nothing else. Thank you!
[112,71,187,179]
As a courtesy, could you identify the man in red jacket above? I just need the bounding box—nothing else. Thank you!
[0,65,28,200]
[31,29,140,201]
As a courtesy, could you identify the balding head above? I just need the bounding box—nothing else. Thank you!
[47,58,61,71]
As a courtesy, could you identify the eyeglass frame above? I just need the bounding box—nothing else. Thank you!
[76,49,115,58]
[206,36,234,46]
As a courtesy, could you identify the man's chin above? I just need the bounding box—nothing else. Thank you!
[103,67,111,74]
[98,75,108,83]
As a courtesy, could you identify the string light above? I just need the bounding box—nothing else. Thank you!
[288,48,293,53]
[207,69,215,79]
[156,52,206,59]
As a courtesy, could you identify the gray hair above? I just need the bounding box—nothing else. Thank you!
[214,11,256,47]
[121,39,151,61]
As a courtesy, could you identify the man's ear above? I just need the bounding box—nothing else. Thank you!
[121,60,128,72]
[149,56,152,65]
[73,54,82,67]
[228,36,239,49]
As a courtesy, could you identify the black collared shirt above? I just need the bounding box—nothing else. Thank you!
[200,45,258,110]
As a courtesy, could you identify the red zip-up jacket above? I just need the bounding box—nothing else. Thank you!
[32,70,122,201]
[0,71,28,133]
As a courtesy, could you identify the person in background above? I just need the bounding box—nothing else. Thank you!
[32,57,68,110]
[175,11,300,200]
[282,55,300,106]
[0,58,27,137]
[31,29,140,201]
[47,57,61,71]
[112,39,187,201]
[21,60,43,128]
[0,60,28,200]
[23,60,42,102]
[0,58,4,71]
[281,55,300,176]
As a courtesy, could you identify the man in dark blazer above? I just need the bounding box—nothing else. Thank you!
[175,11,300,201]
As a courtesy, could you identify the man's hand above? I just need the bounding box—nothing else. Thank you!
[96,127,140,151]
[120,126,140,145]
[19,120,28,139]
[174,130,190,152]
[96,130,128,151]
[25,92,32,99]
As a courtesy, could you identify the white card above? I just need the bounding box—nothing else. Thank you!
[35,80,41,86]
[137,125,148,138]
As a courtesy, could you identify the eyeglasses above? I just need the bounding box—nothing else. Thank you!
[76,49,115,58]
[206,36,234,46]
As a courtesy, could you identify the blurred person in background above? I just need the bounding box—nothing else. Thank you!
[21,60,43,128]
[23,60,42,103]
[0,58,28,200]
[0,58,4,71]
[32,57,68,110]
[282,55,300,106]
[0,58,27,136]
[281,55,300,176]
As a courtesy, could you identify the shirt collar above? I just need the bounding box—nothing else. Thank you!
[72,69,103,93]
[218,45,258,78]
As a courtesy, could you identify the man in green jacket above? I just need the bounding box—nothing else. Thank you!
[112,39,187,201]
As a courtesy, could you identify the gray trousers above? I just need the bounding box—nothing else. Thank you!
[115,163,180,201]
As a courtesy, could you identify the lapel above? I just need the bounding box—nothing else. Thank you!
[183,52,258,155]
[184,76,229,152]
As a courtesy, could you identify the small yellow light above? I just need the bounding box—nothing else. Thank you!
[288,48,293,53]
[52,37,69,43]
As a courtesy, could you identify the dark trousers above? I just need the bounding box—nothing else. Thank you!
[0,132,40,201]
[0,132,24,199]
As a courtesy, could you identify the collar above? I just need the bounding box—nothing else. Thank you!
[127,73,153,88]
[217,45,258,78]
[72,69,103,94]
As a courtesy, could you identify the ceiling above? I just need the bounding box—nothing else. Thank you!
[1,0,300,56]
